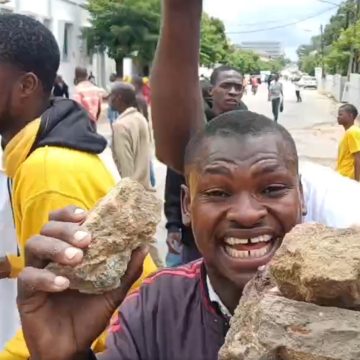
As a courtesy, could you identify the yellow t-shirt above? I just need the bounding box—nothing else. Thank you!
[337,125,360,180]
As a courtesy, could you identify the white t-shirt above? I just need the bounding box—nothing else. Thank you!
[301,161,360,228]
[0,171,20,348]
[269,81,283,100]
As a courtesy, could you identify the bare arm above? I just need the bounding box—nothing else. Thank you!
[355,153,360,181]
[151,0,204,173]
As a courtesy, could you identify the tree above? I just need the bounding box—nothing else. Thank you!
[86,0,161,75]
[297,0,360,75]
[200,14,230,67]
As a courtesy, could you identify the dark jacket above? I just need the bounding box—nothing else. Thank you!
[164,101,248,257]
[53,83,69,99]
[91,261,230,360]
[31,98,107,154]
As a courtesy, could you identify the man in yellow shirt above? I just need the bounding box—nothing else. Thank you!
[0,13,156,359]
[337,104,360,181]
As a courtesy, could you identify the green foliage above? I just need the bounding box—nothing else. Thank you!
[297,0,360,75]
[86,0,161,74]
[86,1,288,75]
[200,14,230,66]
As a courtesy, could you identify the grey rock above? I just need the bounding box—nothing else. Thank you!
[270,223,360,308]
[219,270,360,360]
[47,178,162,294]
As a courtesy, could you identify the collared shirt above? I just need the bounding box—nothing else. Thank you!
[206,275,232,318]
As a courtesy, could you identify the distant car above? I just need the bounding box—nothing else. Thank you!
[298,76,317,89]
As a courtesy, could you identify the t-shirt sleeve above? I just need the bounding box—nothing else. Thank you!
[347,130,360,154]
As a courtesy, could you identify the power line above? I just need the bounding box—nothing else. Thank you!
[317,0,342,6]
[226,6,338,34]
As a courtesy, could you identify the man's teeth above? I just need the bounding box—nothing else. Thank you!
[225,235,272,246]
[225,243,271,258]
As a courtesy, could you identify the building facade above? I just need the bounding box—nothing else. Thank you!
[0,0,115,94]
[239,41,284,59]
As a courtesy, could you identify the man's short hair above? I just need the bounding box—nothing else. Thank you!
[340,104,358,119]
[210,65,242,86]
[0,14,60,92]
[185,110,298,170]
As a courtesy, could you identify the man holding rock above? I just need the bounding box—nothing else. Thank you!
[15,1,360,360]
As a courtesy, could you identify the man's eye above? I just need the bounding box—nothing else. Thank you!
[262,185,288,197]
[204,189,229,198]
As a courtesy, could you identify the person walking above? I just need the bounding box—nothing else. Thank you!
[73,67,105,122]
[295,81,302,103]
[109,82,163,267]
[269,74,283,122]
[53,75,69,99]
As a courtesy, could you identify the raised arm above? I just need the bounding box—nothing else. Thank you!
[151,0,204,173]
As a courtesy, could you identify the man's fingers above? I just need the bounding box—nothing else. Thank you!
[109,246,149,304]
[41,221,91,248]
[25,235,85,268]
[18,267,69,303]
[48,206,87,223]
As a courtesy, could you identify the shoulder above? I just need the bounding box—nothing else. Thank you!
[348,126,360,137]
[20,147,114,191]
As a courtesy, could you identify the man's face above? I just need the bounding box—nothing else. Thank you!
[0,64,24,135]
[337,109,352,125]
[183,133,304,290]
[211,71,244,114]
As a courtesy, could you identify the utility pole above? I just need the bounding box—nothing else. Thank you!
[320,24,325,78]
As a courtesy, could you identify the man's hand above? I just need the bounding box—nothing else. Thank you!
[166,231,183,255]
[0,256,11,279]
[18,206,147,360]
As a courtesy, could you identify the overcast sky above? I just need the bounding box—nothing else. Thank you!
[203,0,342,60]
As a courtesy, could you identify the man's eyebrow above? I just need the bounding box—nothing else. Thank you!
[202,165,233,176]
[252,162,287,176]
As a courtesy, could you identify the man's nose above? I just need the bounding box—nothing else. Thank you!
[228,85,239,95]
[226,193,267,228]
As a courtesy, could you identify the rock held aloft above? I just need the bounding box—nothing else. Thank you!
[219,224,360,360]
[47,178,162,294]
[270,223,360,308]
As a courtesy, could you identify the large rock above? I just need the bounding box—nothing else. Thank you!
[218,270,360,360]
[270,223,360,308]
[47,178,162,294]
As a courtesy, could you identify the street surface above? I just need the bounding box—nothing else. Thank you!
[0,82,344,263]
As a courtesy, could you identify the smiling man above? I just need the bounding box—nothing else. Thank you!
[17,111,304,360]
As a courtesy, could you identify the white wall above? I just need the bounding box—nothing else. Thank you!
[0,0,115,95]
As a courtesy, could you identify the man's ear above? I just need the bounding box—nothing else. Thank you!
[19,72,39,98]
[181,184,191,227]
[299,177,307,217]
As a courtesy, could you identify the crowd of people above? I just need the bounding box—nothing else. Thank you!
[1,0,360,359]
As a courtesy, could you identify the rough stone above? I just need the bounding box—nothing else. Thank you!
[47,178,162,294]
[218,270,360,360]
[270,223,360,308]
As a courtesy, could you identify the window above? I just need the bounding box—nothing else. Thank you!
[63,23,73,62]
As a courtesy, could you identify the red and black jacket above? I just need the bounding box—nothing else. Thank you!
[91,260,230,360]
